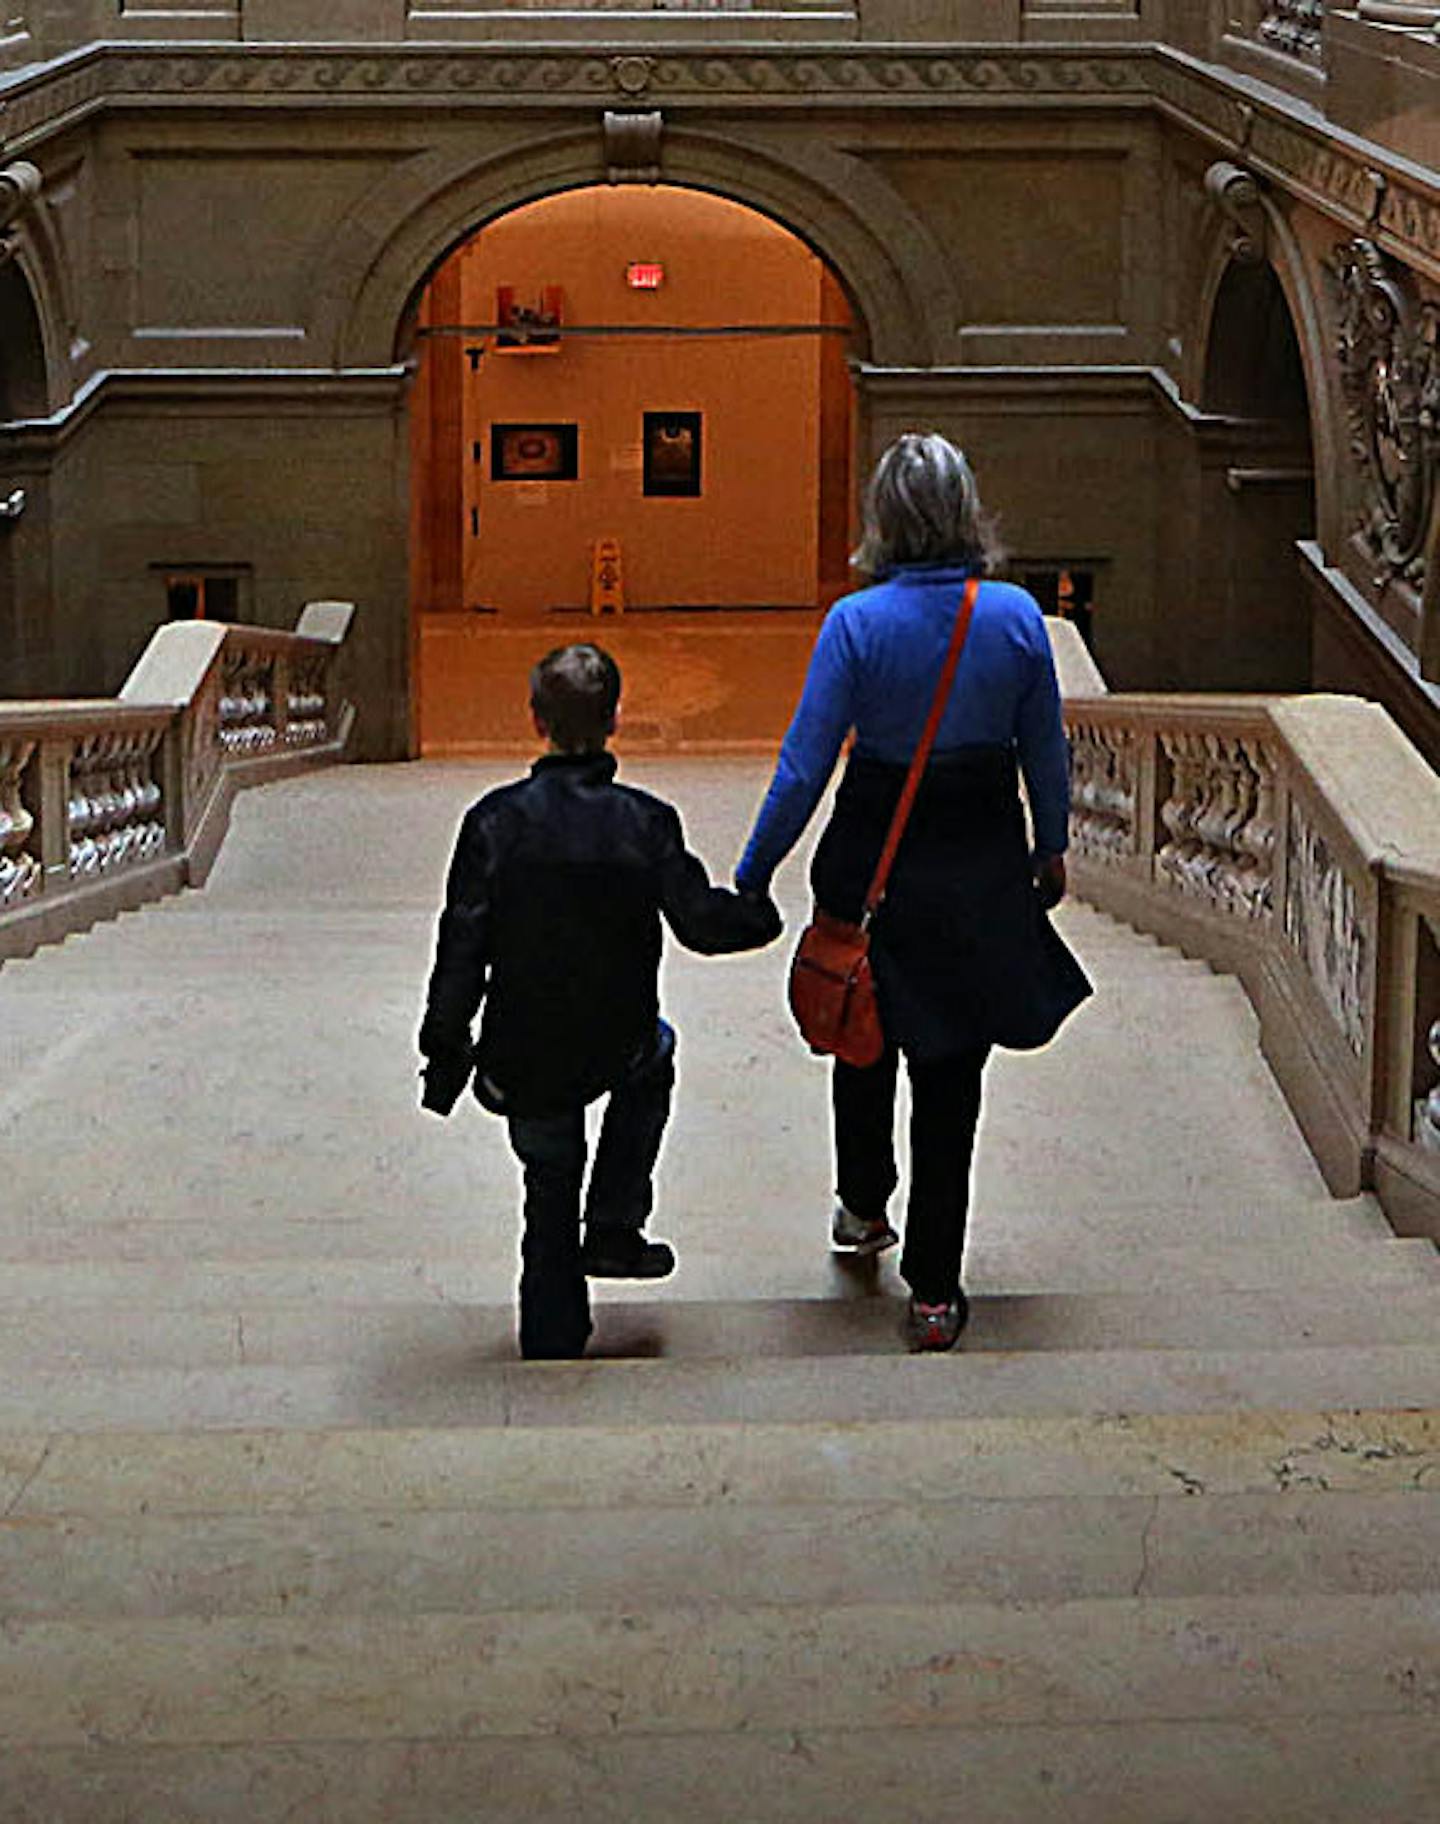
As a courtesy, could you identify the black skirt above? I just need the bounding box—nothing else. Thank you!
[810,747,1092,1059]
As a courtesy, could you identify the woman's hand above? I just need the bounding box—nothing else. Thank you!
[1035,853,1067,910]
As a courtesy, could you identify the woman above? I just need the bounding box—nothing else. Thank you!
[735,433,1090,1350]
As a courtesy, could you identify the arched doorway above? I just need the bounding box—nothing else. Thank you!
[407,185,860,753]
[0,260,50,695]
[0,260,49,422]
[1198,257,1317,692]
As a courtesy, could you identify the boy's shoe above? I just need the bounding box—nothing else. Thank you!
[580,1231,676,1279]
[831,1202,899,1256]
[904,1292,969,1352]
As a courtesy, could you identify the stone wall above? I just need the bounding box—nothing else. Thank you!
[0,29,1435,756]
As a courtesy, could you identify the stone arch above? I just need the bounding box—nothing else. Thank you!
[1191,199,1341,552]
[316,121,956,371]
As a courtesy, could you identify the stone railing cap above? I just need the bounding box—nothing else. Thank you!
[1271,695,1440,880]
[1045,617,1108,699]
[118,621,227,708]
[295,601,355,645]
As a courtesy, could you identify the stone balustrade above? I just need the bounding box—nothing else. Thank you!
[1064,692,1440,1239]
[0,604,355,961]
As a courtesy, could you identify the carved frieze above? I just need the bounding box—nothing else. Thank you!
[0,44,1437,281]
[1283,799,1368,1059]
[1331,237,1440,589]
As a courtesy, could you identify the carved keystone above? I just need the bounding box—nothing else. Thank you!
[603,110,663,186]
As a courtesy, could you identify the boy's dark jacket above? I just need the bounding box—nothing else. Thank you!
[419,751,781,1118]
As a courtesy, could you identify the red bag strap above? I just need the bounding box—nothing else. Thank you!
[862,576,979,923]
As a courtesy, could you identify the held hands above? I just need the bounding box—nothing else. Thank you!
[1034,853,1067,911]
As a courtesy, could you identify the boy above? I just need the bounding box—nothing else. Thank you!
[418,643,782,1360]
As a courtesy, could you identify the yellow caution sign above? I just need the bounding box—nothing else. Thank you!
[591,537,624,616]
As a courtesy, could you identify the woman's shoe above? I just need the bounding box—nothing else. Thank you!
[905,1292,969,1352]
[831,1202,899,1255]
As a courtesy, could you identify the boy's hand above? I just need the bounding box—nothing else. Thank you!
[739,886,784,944]
[419,1053,472,1116]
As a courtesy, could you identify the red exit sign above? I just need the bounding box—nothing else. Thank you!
[626,262,665,290]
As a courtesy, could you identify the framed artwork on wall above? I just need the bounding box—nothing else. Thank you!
[490,423,579,482]
[643,412,702,498]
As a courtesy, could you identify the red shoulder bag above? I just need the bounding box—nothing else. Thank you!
[787,578,978,1068]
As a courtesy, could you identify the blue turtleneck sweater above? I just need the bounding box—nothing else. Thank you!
[736,565,1070,893]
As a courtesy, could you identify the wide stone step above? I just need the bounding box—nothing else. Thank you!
[9,1408,1434,1519]
[2,1282,1439,1372]
[3,1590,1439,1749]
[0,1227,1426,1290]
[4,1714,1438,1824]
[5,1343,1440,1431]
[6,1484,1440,1623]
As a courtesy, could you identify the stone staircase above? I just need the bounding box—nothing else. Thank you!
[2,760,1439,1820]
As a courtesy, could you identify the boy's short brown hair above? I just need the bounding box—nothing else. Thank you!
[530,643,621,753]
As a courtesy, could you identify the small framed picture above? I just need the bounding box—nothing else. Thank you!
[643,411,702,498]
[490,423,579,482]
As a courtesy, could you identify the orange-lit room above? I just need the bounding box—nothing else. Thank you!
[408,185,858,753]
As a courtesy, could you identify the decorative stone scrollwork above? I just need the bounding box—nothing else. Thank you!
[67,731,166,878]
[0,738,41,907]
[0,160,41,269]
[1067,721,1137,865]
[1204,161,1267,267]
[286,656,329,748]
[1283,801,1369,1058]
[1257,0,1326,66]
[219,649,278,753]
[1332,238,1440,590]
[1155,731,1276,922]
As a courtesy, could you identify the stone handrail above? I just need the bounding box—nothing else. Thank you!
[0,603,355,961]
[1064,690,1440,1239]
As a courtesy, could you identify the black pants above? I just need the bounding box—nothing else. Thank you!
[832,1039,989,1304]
[506,1022,675,1359]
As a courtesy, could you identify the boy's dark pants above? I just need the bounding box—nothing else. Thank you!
[506,1021,676,1359]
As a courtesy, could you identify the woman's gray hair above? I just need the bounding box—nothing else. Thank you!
[852,432,1001,579]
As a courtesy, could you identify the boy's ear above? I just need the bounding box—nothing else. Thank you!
[531,706,549,740]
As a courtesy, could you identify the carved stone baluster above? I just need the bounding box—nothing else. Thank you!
[1233,739,1277,921]
[1283,801,1369,1058]
[1419,1017,1440,1154]
[0,738,40,906]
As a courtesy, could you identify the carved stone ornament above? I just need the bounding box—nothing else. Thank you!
[1283,800,1368,1059]
[1204,161,1266,267]
[0,159,41,268]
[1256,0,1326,67]
[1332,238,1440,587]
[610,55,655,98]
[603,110,663,186]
